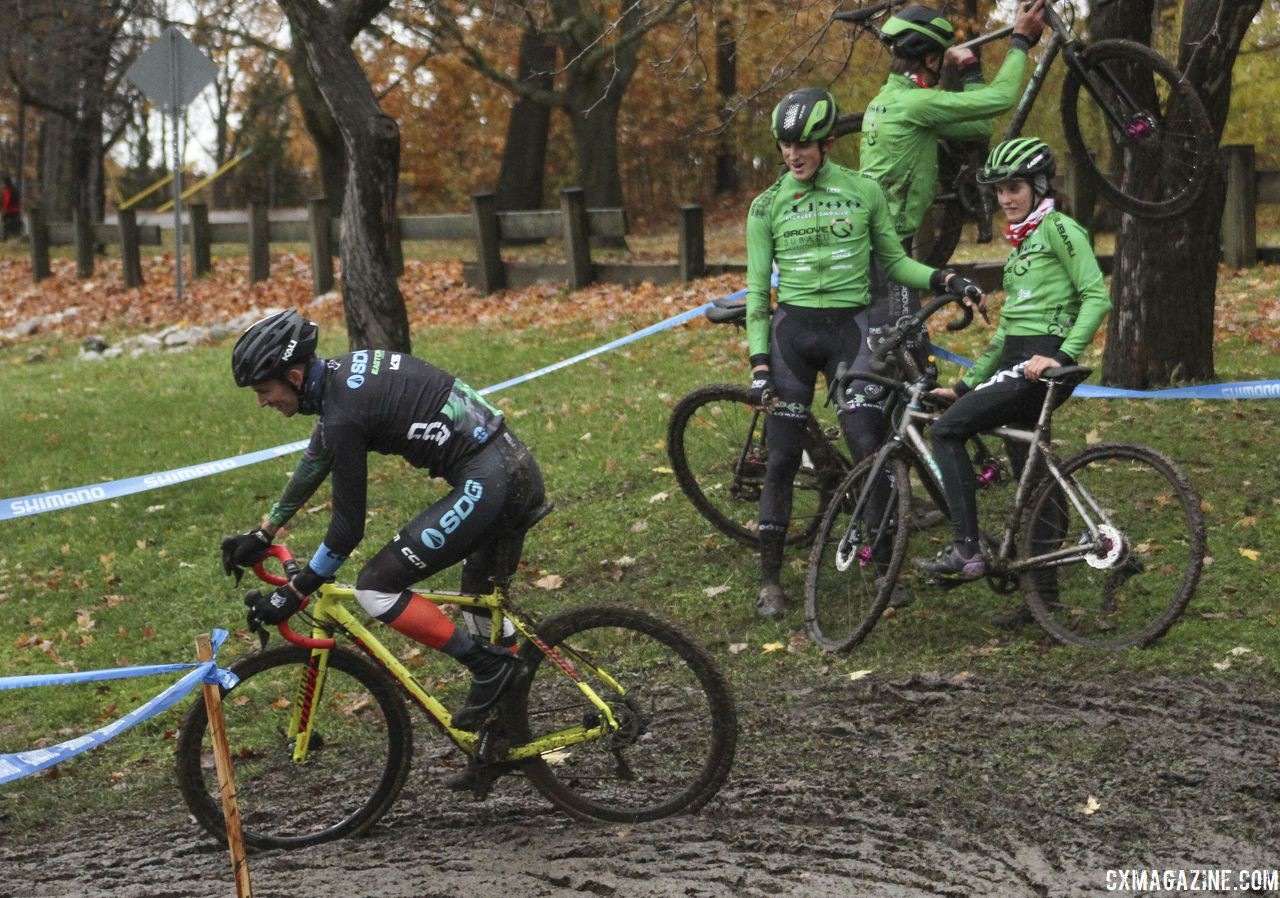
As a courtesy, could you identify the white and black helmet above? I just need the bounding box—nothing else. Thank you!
[231,309,319,387]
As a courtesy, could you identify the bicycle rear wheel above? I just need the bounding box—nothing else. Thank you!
[1018,443,1205,648]
[507,604,737,822]
[804,455,913,652]
[667,383,828,546]
[175,644,413,850]
[1061,39,1213,219]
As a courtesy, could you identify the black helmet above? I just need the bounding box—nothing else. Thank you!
[881,5,955,60]
[231,309,319,387]
[771,88,838,143]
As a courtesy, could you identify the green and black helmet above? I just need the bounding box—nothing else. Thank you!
[880,5,955,60]
[977,137,1057,195]
[771,88,838,143]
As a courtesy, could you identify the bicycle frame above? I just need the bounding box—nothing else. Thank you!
[857,370,1110,578]
[253,548,623,767]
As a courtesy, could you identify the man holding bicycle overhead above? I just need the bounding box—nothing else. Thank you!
[845,1,1046,464]
[746,87,982,619]
[920,137,1110,585]
[220,310,546,731]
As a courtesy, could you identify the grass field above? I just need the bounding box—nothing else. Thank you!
[0,242,1277,832]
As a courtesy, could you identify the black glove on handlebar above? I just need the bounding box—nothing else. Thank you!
[245,585,301,630]
[747,369,774,406]
[221,528,272,577]
[947,274,983,303]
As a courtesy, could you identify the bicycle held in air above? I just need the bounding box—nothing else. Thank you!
[804,293,1206,652]
[175,507,737,851]
[834,0,1214,220]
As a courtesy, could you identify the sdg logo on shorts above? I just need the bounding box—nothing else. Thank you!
[420,528,446,550]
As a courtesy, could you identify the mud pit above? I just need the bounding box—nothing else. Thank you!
[5,671,1278,898]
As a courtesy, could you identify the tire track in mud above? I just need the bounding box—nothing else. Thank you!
[3,671,1277,897]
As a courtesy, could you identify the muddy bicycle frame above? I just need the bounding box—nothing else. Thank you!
[252,545,623,765]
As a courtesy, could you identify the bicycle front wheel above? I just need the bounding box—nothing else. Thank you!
[804,455,913,653]
[1018,443,1205,648]
[507,604,737,822]
[175,644,413,850]
[667,383,826,546]
[1061,39,1213,219]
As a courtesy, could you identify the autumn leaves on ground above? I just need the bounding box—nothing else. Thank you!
[0,253,748,348]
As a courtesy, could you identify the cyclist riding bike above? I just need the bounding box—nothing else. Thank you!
[220,310,546,731]
[918,138,1111,594]
[846,1,1046,466]
[745,87,982,619]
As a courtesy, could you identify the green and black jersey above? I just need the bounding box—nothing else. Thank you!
[745,161,937,358]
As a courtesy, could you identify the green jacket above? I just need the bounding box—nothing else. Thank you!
[964,209,1112,389]
[745,161,937,358]
[860,47,1029,238]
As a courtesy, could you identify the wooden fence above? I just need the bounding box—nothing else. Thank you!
[20,147,1280,295]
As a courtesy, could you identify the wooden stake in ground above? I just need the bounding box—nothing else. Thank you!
[196,633,253,898]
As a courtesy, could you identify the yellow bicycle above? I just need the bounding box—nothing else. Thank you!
[176,521,737,851]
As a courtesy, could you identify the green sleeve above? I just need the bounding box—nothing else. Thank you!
[1046,215,1112,362]
[745,190,777,360]
[934,82,998,141]
[905,48,1027,129]
[266,426,333,528]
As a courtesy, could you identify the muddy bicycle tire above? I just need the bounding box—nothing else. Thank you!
[1018,443,1205,648]
[667,383,829,547]
[506,604,737,822]
[1061,39,1213,219]
[805,455,914,652]
[176,644,413,851]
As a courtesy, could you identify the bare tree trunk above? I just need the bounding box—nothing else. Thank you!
[494,28,555,211]
[1097,0,1260,388]
[713,17,738,195]
[279,0,409,353]
[289,47,347,213]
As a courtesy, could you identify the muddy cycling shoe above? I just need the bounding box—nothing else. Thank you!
[915,546,986,582]
[756,583,788,619]
[452,648,523,732]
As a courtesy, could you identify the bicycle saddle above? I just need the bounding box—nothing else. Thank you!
[705,298,747,325]
[1041,365,1093,388]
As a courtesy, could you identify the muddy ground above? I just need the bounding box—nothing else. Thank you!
[4,670,1278,898]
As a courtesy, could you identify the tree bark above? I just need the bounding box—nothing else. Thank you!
[494,27,556,211]
[288,46,348,213]
[279,0,410,353]
[1097,0,1261,388]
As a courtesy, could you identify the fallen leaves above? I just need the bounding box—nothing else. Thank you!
[533,573,564,590]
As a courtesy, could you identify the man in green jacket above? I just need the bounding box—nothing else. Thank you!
[843,2,1046,471]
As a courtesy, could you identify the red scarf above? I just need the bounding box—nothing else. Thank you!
[1004,197,1055,248]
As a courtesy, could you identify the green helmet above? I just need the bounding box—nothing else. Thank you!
[881,5,955,60]
[771,88,838,143]
[977,137,1058,188]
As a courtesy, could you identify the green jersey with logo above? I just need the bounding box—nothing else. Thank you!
[860,47,1028,239]
[745,161,937,357]
[963,209,1112,389]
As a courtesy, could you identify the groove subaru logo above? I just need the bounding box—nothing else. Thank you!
[420,528,446,549]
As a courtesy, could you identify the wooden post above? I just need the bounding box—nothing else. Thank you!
[190,202,212,278]
[195,634,253,898]
[119,208,144,288]
[248,201,270,283]
[72,207,94,279]
[1221,144,1257,269]
[28,206,51,283]
[308,197,334,296]
[470,192,504,294]
[678,204,705,282]
[560,187,592,290]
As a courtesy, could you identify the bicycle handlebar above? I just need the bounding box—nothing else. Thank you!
[249,544,336,650]
[831,0,903,26]
[868,291,974,374]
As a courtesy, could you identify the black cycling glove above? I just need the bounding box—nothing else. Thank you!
[245,585,301,629]
[221,527,272,576]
